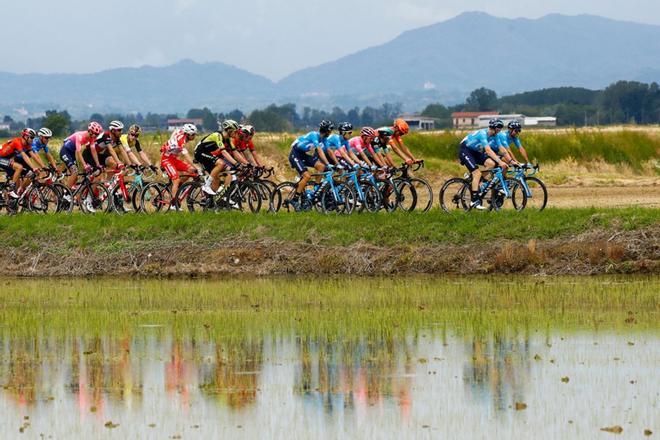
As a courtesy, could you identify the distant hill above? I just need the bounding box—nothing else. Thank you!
[0,60,276,116]
[2,13,660,118]
[498,87,600,107]
[278,12,660,101]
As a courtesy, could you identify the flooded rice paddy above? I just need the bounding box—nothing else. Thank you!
[0,277,657,438]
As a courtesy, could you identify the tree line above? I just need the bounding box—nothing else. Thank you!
[2,80,659,136]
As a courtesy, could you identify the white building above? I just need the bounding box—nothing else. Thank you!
[398,114,435,131]
[477,114,557,128]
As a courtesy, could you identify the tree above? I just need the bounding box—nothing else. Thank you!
[42,110,72,136]
[465,87,498,111]
[187,107,217,131]
[421,103,452,128]
[3,115,13,123]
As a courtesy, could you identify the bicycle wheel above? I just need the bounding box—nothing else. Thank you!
[489,178,525,212]
[270,182,297,213]
[320,184,356,214]
[27,186,54,213]
[395,180,417,213]
[184,181,213,212]
[238,182,262,213]
[358,181,382,213]
[439,178,470,212]
[513,177,548,211]
[409,177,433,212]
[111,185,134,214]
[380,181,398,212]
[252,181,272,212]
[140,183,170,213]
[80,183,111,213]
[52,183,71,213]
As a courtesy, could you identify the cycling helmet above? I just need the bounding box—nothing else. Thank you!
[338,122,353,134]
[319,120,335,134]
[128,124,142,135]
[377,127,394,137]
[221,120,239,132]
[239,124,255,137]
[38,127,53,138]
[361,127,376,138]
[508,120,522,131]
[88,122,103,135]
[393,118,410,135]
[22,128,37,138]
[109,120,124,131]
[488,119,504,130]
[182,123,198,135]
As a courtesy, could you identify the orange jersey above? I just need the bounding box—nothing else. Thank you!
[0,138,27,158]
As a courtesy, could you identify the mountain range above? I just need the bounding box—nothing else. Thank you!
[2,12,660,118]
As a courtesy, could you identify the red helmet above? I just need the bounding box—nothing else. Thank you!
[393,119,409,135]
[22,128,37,138]
[361,127,376,138]
[88,122,103,136]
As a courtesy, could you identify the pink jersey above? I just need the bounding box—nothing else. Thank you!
[160,129,189,156]
[65,131,96,152]
[349,136,367,154]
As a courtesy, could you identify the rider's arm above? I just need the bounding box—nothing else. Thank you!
[219,148,238,167]
[90,145,102,168]
[76,148,87,169]
[358,150,372,167]
[485,146,507,168]
[518,146,530,163]
[117,146,133,165]
[20,151,38,171]
[181,149,195,167]
[316,146,330,165]
[108,145,123,166]
[244,149,261,167]
[29,151,46,169]
[384,152,396,168]
[232,149,250,166]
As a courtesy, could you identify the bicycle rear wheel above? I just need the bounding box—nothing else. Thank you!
[489,178,525,211]
[439,178,470,212]
[140,183,170,213]
[80,183,111,213]
[395,180,417,212]
[271,182,297,213]
[358,181,382,213]
[27,186,54,213]
[409,177,433,212]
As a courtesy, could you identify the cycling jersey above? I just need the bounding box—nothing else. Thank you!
[370,136,391,155]
[348,136,369,155]
[94,131,121,153]
[0,138,28,158]
[119,134,143,153]
[497,131,523,149]
[234,138,255,152]
[292,131,327,155]
[461,129,501,153]
[62,131,96,153]
[194,132,230,156]
[31,138,50,154]
[161,129,191,156]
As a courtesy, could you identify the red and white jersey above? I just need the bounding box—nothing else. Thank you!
[161,129,189,156]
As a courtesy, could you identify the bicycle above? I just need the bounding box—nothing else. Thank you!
[140,171,203,213]
[185,166,263,213]
[341,165,381,213]
[109,165,157,213]
[397,161,434,212]
[439,167,526,212]
[61,169,112,214]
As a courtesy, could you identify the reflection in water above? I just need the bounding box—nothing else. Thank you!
[1,328,657,438]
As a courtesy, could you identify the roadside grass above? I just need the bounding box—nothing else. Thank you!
[0,207,656,251]
[1,276,658,339]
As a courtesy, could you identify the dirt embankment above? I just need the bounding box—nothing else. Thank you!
[4,225,658,277]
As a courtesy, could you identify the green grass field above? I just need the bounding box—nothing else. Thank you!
[0,207,656,251]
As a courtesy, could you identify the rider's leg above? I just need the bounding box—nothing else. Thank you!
[210,161,225,192]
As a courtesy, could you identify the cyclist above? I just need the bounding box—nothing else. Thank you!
[348,127,377,167]
[328,122,358,167]
[370,127,397,168]
[119,124,158,171]
[234,125,265,168]
[390,118,419,164]
[194,120,241,196]
[0,128,40,198]
[497,120,530,165]
[160,123,199,209]
[288,120,334,208]
[31,128,59,172]
[59,122,104,192]
[459,118,510,210]
[92,120,125,178]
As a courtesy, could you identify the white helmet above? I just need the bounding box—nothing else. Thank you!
[182,123,198,135]
[38,127,53,138]
[109,120,124,131]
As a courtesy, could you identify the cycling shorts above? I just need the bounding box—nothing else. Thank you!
[83,148,112,167]
[459,143,487,172]
[161,154,194,180]
[288,148,318,175]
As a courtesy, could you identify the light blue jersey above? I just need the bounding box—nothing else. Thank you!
[31,137,50,154]
[461,129,501,153]
[324,134,349,153]
[292,131,328,155]
[497,131,522,150]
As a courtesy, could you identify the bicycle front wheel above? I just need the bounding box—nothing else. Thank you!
[140,183,171,213]
[80,183,112,214]
[395,180,417,213]
[513,177,548,211]
[439,178,470,212]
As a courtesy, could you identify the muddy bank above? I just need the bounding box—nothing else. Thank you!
[3,225,658,277]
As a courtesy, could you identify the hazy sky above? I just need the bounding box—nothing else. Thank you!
[5,0,660,80]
